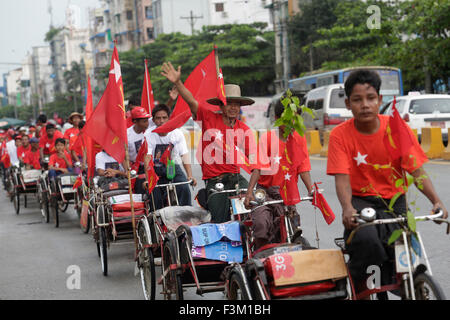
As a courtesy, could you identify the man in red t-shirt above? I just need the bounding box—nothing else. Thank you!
[24,137,41,170]
[63,112,83,146]
[17,134,31,163]
[39,123,64,159]
[243,98,312,249]
[161,62,256,223]
[327,69,447,295]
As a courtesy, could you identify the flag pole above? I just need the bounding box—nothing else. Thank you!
[214,44,220,77]
[125,143,138,254]
[144,59,151,113]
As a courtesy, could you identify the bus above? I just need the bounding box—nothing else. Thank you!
[289,66,403,104]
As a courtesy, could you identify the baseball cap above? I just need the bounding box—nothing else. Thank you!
[131,107,151,120]
[30,137,39,143]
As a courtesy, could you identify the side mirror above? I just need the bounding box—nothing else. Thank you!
[254,189,267,204]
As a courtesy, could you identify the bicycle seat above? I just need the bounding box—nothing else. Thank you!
[156,206,211,232]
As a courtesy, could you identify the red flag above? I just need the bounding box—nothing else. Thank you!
[312,183,335,225]
[383,96,416,160]
[140,59,155,114]
[83,45,127,163]
[0,140,11,169]
[72,173,83,190]
[280,166,301,206]
[160,144,173,166]
[132,139,148,172]
[84,77,99,183]
[153,49,218,134]
[217,68,226,106]
[146,155,159,193]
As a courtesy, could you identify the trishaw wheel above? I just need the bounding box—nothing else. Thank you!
[414,273,446,300]
[228,273,250,300]
[14,190,20,215]
[44,193,50,223]
[52,197,59,228]
[58,201,69,213]
[139,228,156,300]
[162,240,183,300]
[100,227,108,276]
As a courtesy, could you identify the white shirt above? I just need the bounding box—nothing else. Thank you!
[6,140,19,166]
[62,122,73,134]
[144,128,188,166]
[95,152,124,171]
[127,126,146,162]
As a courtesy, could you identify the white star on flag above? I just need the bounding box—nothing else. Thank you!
[285,173,292,181]
[215,130,223,141]
[274,155,282,164]
[109,59,122,83]
[201,68,206,78]
[218,72,223,79]
[387,108,394,117]
[235,146,240,152]
[354,152,368,166]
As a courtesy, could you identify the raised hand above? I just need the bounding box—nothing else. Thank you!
[161,62,181,84]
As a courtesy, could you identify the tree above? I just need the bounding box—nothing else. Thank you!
[64,61,84,112]
[113,23,275,104]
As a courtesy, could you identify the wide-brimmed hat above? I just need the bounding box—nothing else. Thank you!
[69,112,83,121]
[207,84,254,106]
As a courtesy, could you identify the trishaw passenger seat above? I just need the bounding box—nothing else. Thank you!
[158,206,211,232]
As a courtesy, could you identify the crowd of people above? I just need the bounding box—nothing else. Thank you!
[0,67,448,298]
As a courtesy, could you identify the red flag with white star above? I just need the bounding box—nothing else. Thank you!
[140,59,155,114]
[83,45,127,163]
[153,49,218,134]
[383,96,416,160]
[217,68,226,106]
[312,183,335,225]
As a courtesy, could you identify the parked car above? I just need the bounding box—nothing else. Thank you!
[380,94,450,143]
[302,84,353,138]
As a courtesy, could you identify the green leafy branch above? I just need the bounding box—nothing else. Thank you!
[274,89,315,139]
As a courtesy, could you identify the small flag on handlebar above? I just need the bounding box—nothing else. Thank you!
[312,183,335,225]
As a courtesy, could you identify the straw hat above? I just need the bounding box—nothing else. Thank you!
[69,112,83,121]
[207,84,254,106]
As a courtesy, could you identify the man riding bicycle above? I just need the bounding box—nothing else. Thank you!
[161,62,256,223]
[327,69,448,296]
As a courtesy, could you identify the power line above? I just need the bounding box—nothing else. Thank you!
[180,10,203,35]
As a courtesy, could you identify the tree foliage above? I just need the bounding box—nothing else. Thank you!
[115,23,275,103]
[291,0,449,93]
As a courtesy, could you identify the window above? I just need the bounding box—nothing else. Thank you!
[145,6,153,19]
[329,89,346,109]
[126,10,133,20]
[315,99,324,110]
[307,100,315,110]
[146,27,154,40]
[215,3,224,12]
[115,13,121,23]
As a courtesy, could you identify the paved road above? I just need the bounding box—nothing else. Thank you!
[0,158,449,300]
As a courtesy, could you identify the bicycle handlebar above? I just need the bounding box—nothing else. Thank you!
[153,179,194,189]
[346,210,446,245]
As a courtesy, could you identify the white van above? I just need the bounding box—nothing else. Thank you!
[303,84,353,136]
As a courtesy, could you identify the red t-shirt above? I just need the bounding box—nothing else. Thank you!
[17,145,31,161]
[327,115,427,199]
[23,149,41,169]
[49,151,73,169]
[69,134,84,158]
[196,103,256,180]
[39,130,64,155]
[63,127,80,141]
[257,131,311,188]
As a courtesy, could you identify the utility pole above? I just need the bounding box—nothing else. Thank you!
[134,0,141,48]
[180,10,203,35]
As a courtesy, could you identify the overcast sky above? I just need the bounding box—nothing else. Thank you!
[0,0,101,86]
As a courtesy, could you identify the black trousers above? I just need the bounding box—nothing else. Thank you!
[344,195,406,283]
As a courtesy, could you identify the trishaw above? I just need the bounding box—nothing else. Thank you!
[9,164,41,215]
[92,176,148,276]
[137,180,253,300]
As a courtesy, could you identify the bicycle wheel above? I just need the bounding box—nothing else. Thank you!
[162,239,183,300]
[58,201,69,213]
[138,224,156,300]
[24,195,27,208]
[228,273,251,300]
[51,197,59,228]
[13,190,20,215]
[100,227,108,276]
[414,273,446,300]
